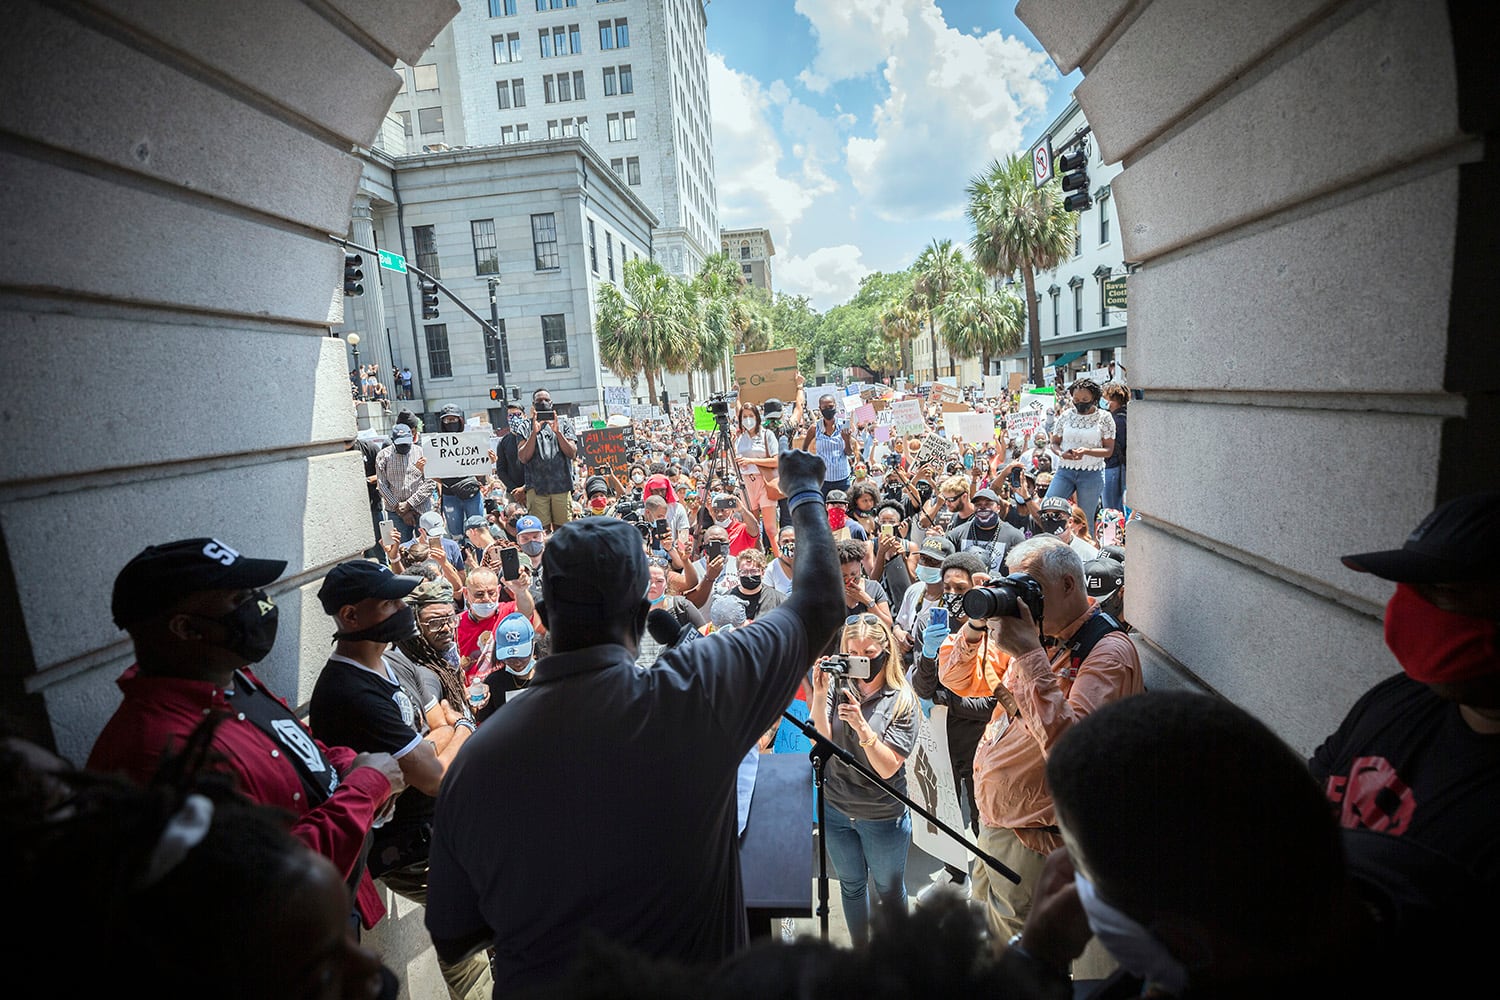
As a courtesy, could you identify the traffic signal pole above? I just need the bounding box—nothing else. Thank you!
[328,235,509,403]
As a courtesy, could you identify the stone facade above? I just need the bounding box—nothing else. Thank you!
[720,226,776,293]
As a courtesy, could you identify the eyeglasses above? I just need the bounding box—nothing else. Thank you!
[419,614,456,629]
[844,614,882,627]
[942,495,963,504]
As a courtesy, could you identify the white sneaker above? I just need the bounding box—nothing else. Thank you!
[916,869,971,906]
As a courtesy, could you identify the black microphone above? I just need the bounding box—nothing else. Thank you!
[647,607,701,647]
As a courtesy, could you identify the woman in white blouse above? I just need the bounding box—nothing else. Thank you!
[1045,378,1116,521]
[735,400,781,557]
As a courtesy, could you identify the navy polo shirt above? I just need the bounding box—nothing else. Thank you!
[425,604,814,994]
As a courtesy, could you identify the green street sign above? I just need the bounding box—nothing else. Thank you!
[377,249,408,274]
[1103,276,1128,310]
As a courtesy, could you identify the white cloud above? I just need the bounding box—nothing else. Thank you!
[707,52,840,249]
[795,0,1055,222]
[777,244,872,311]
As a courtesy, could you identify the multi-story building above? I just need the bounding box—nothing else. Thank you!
[999,97,1127,382]
[387,0,719,279]
[719,227,775,293]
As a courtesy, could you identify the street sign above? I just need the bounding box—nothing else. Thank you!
[377,249,408,274]
[1031,136,1054,188]
[1103,276,1128,310]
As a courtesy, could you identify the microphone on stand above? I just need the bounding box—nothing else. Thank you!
[647,608,702,648]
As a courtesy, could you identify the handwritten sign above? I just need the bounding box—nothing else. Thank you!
[943,411,996,443]
[913,433,957,468]
[603,385,631,417]
[888,398,925,436]
[420,431,493,478]
[853,403,876,425]
[928,382,960,406]
[579,427,629,472]
[733,348,800,406]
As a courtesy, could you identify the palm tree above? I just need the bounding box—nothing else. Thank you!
[912,239,972,381]
[966,154,1076,385]
[596,257,695,418]
[938,281,1025,378]
[879,295,923,380]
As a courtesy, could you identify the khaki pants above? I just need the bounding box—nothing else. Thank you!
[971,826,1116,981]
[381,863,493,1000]
[525,489,572,529]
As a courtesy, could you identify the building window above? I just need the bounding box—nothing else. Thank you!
[1051,289,1060,338]
[589,219,598,272]
[1099,194,1111,245]
[417,106,444,134]
[517,123,530,141]
[414,64,439,91]
[547,119,560,138]
[569,24,582,54]
[599,20,614,49]
[396,110,412,137]
[1072,281,1083,332]
[614,18,629,47]
[573,70,586,99]
[610,157,623,176]
[557,73,571,101]
[603,67,616,95]
[606,232,614,281]
[619,64,633,94]
[740,242,750,259]
[741,263,752,278]
[539,29,552,58]
[485,319,511,375]
[607,113,621,141]
[496,80,512,109]
[489,0,517,15]
[501,124,515,143]
[544,76,556,103]
[542,314,569,369]
[622,110,635,139]
[424,324,452,378]
[512,78,525,107]
[626,156,640,186]
[553,26,568,55]
[412,225,439,277]
[471,219,498,275]
[532,213,560,270]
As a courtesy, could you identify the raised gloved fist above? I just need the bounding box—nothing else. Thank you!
[777,449,827,499]
[921,618,947,658]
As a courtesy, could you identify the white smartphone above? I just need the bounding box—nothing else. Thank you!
[381,519,399,546]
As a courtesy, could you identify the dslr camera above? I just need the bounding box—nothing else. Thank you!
[962,573,1044,621]
[818,653,875,680]
[614,498,644,520]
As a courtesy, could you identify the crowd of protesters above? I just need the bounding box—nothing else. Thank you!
[6,365,1491,999]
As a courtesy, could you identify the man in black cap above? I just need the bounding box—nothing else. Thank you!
[88,539,406,932]
[309,560,489,1000]
[1310,492,1500,959]
[945,487,1026,576]
[425,448,845,994]
[435,404,486,539]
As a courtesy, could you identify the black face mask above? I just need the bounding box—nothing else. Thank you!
[739,574,762,592]
[1074,399,1096,413]
[199,590,278,663]
[1040,515,1068,536]
[336,604,417,645]
[820,407,838,420]
[868,649,890,675]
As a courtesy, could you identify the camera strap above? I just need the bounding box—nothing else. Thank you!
[1057,610,1125,681]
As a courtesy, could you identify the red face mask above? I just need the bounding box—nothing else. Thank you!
[1384,583,1499,684]
[828,507,848,530]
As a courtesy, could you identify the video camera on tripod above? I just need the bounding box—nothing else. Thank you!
[706,392,736,431]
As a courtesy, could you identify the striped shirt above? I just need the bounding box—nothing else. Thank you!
[814,423,851,482]
[375,445,436,513]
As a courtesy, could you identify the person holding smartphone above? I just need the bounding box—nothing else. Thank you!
[810,614,920,947]
[516,388,578,530]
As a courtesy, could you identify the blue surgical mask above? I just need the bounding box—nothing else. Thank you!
[1073,871,1190,995]
[915,565,943,584]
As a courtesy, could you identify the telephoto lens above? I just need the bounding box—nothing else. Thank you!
[961,573,1044,621]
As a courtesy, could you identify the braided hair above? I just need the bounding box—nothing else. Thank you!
[398,577,470,713]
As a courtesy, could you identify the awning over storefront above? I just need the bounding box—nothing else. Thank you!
[1050,350,1087,367]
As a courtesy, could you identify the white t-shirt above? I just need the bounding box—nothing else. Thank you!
[735,428,778,477]
[765,556,794,595]
[1068,534,1101,563]
[896,581,942,636]
[1055,410,1117,472]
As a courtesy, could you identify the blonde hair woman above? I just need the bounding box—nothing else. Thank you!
[810,614,920,946]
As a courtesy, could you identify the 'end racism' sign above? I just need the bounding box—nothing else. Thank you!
[421,432,492,479]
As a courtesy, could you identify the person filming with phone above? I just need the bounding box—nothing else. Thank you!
[810,614,920,947]
[517,388,578,530]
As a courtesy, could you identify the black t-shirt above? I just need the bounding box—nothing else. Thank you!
[309,654,434,834]
[845,577,889,616]
[946,520,1027,576]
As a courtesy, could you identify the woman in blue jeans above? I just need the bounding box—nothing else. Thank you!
[1045,379,1116,521]
[811,614,920,946]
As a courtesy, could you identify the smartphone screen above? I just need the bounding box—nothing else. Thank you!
[708,540,727,560]
[500,546,521,581]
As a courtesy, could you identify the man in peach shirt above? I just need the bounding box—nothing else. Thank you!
[939,534,1141,974]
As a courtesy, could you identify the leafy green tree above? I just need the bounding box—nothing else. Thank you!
[966,154,1076,384]
[938,280,1025,377]
[595,257,695,416]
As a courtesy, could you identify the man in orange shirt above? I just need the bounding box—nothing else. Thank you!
[939,533,1141,976]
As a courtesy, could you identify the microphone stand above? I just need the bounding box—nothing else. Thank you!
[780,704,1021,942]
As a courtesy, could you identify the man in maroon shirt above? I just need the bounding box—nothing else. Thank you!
[88,538,405,929]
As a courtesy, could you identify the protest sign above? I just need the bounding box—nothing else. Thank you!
[943,411,996,443]
[937,376,959,389]
[603,385,630,417]
[692,406,717,432]
[913,433,957,468]
[929,382,960,405]
[874,425,892,442]
[420,432,493,479]
[982,375,1007,399]
[732,348,800,406]
[842,393,863,414]
[904,706,970,870]
[853,403,876,424]
[1009,372,1026,393]
[578,427,629,472]
[888,398,925,436]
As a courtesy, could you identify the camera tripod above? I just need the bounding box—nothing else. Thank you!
[779,710,1021,942]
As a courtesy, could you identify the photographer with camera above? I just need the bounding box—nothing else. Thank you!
[810,614,920,947]
[938,534,1140,978]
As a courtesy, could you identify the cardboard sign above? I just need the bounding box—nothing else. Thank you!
[1009,372,1026,393]
[578,427,629,472]
[888,398,925,436]
[940,401,969,413]
[913,433,957,467]
[942,412,996,443]
[733,348,800,406]
[928,382,960,405]
[420,432,493,479]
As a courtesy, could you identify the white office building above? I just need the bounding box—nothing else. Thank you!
[386,0,720,278]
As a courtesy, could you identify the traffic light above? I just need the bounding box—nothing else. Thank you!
[1058,148,1092,213]
[343,253,364,297]
[419,278,440,320]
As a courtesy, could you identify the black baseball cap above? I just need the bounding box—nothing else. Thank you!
[542,518,648,612]
[1342,492,1500,583]
[317,560,421,614]
[112,539,286,628]
[1084,557,1124,602]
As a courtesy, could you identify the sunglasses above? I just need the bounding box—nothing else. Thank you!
[844,613,882,627]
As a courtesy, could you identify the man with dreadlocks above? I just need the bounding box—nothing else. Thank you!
[387,576,474,739]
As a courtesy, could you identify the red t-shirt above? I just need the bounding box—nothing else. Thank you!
[455,603,517,666]
[726,519,757,557]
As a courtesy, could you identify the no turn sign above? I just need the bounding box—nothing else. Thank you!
[1032,136,1054,188]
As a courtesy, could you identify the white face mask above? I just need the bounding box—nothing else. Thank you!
[741,417,756,431]
[1073,871,1190,995]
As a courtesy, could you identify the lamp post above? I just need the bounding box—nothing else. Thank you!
[346,333,362,400]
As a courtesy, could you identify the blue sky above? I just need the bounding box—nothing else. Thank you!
[706,0,1080,310]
